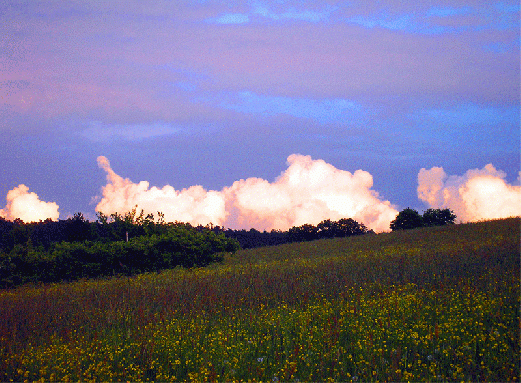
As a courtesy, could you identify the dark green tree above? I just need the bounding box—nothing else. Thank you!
[288,224,319,242]
[390,208,424,231]
[422,208,456,227]
[64,212,91,242]
[317,219,336,238]
[10,218,29,246]
[335,218,368,237]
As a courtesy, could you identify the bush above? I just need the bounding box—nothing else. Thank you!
[0,224,240,288]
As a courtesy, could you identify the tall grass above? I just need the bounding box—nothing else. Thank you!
[1,218,519,381]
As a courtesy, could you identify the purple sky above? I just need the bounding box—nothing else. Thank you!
[1,0,519,226]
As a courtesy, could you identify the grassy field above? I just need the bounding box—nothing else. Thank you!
[0,218,519,382]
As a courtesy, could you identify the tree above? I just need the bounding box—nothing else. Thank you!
[317,219,336,238]
[422,208,456,227]
[288,224,319,242]
[390,208,424,231]
[335,218,368,237]
[64,212,91,242]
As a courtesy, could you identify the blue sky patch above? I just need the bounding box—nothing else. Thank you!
[216,91,361,124]
[414,103,519,128]
[213,13,250,24]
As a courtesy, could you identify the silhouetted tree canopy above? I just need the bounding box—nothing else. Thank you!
[390,208,457,231]
[423,208,457,227]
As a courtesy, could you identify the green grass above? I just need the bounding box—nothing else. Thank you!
[1,218,519,382]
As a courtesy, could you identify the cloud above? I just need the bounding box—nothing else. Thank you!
[3,0,517,134]
[95,154,398,232]
[0,184,60,222]
[418,164,521,221]
[96,156,226,226]
[223,154,398,232]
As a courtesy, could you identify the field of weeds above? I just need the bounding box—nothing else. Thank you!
[0,218,519,382]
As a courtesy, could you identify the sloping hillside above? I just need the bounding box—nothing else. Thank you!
[1,218,519,382]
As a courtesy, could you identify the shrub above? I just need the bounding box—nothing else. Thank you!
[0,224,240,288]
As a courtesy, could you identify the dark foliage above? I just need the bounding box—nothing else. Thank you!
[422,208,457,227]
[222,228,290,249]
[0,210,239,288]
[390,208,457,231]
[218,218,369,248]
[0,210,370,287]
[390,208,424,231]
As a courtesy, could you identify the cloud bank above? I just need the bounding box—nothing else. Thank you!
[418,164,521,221]
[0,184,60,222]
[95,154,399,232]
[3,160,519,228]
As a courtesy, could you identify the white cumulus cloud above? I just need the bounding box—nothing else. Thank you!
[0,184,60,222]
[95,154,399,232]
[222,154,398,232]
[96,156,226,226]
[418,164,521,221]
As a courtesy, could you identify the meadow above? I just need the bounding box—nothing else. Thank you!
[0,218,519,382]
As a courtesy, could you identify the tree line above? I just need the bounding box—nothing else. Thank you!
[216,208,456,247]
[0,207,454,288]
[0,211,371,288]
[219,217,372,249]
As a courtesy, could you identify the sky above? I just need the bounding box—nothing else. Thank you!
[1,0,520,231]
